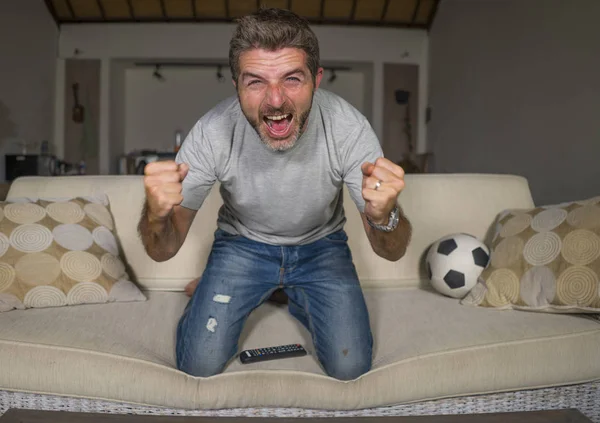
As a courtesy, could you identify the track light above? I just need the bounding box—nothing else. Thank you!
[153,65,164,81]
[328,69,337,83]
[216,65,225,82]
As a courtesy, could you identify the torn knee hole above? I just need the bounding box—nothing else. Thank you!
[206,317,217,332]
[212,294,231,304]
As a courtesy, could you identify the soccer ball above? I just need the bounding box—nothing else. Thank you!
[425,233,490,299]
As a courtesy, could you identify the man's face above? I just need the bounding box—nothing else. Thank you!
[234,47,323,152]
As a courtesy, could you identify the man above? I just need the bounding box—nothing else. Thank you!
[138,8,412,380]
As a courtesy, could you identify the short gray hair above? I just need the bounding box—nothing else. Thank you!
[229,8,320,83]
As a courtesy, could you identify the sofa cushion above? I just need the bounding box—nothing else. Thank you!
[0,196,146,312]
[462,196,600,313]
[0,287,598,410]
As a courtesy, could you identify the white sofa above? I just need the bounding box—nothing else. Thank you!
[0,173,599,418]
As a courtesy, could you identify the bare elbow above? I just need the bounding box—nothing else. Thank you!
[139,237,177,262]
[389,251,406,262]
[372,244,407,262]
[145,247,177,263]
[148,252,169,263]
[379,249,406,262]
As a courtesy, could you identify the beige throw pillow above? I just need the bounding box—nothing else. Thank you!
[461,195,600,313]
[0,196,146,312]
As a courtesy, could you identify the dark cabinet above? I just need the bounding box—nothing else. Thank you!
[5,155,56,181]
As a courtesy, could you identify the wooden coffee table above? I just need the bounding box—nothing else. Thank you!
[0,408,593,422]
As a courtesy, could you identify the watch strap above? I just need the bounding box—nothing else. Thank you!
[366,206,400,232]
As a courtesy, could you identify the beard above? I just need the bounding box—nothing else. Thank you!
[241,95,314,152]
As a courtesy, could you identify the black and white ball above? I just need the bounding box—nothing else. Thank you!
[426,233,490,299]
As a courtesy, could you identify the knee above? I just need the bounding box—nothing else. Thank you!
[176,328,231,377]
[177,356,227,378]
[176,340,229,377]
[323,348,372,381]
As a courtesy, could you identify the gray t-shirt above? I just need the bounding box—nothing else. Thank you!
[176,89,383,246]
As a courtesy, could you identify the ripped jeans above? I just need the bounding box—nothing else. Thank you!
[176,228,373,380]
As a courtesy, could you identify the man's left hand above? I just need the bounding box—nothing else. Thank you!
[361,158,406,225]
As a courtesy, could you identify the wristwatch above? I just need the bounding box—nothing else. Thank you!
[366,206,400,232]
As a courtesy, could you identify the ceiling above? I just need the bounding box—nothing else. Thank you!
[44,0,441,29]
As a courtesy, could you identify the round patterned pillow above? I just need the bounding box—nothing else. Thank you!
[0,197,146,312]
[461,195,600,312]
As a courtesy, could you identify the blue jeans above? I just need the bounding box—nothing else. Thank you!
[176,228,373,380]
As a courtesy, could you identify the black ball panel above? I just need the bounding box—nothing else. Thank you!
[443,270,465,289]
[437,239,458,255]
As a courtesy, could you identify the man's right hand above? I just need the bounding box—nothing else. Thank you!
[143,161,189,221]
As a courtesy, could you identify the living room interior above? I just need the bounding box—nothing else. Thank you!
[0,0,599,421]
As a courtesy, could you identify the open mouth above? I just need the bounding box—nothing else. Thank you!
[263,113,294,138]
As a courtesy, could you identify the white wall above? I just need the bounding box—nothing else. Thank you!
[109,60,127,174]
[124,66,365,154]
[125,67,235,154]
[56,23,429,173]
[0,0,57,181]
[58,23,427,63]
[429,0,600,205]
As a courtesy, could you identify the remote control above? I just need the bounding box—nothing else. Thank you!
[239,343,307,364]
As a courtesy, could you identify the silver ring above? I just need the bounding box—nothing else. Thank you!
[374,180,382,191]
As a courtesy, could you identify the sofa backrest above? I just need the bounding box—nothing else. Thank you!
[7,173,534,290]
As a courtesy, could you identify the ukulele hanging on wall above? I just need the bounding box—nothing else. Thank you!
[72,83,84,123]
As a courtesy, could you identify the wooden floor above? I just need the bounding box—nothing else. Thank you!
[0,408,593,423]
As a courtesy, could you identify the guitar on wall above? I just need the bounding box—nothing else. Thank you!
[72,82,84,123]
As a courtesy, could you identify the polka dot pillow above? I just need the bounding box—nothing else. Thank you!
[0,195,146,312]
[461,195,600,313]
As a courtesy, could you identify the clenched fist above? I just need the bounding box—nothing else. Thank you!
[361,157,405,225]
[143,160,189,221]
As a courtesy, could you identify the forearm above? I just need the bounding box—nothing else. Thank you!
[137,202,183,262]
[363,208,412,261]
